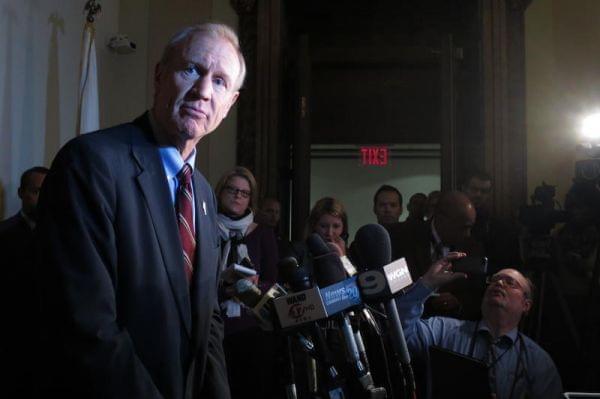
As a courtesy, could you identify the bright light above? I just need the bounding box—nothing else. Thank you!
[581,113,600,140]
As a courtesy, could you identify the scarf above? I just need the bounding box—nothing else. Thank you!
[217,211,254,318]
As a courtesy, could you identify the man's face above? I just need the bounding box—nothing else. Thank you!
[153,33,240,145]
[407,194,427,219]
[18,172,46,218]
[261,199,281,228]
[374,191,402,224]
[435,205,476,246]
[482,268,532,317]
[463,177,492,209]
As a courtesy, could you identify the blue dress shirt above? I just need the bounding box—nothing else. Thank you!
[396,281,563,399]
[158,146,197,225]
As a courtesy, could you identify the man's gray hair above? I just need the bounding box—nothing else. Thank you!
[159,23,246,91]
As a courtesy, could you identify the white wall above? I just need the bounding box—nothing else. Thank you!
[526,0,600,206]
[0,0,120,217]
[310,151,440,240]
[0,0,239,218]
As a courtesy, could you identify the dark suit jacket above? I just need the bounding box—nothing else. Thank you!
[36,114,229,398]
[388,220,485,320]
[0,213,39,397]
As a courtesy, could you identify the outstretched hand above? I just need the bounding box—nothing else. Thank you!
[421,252,468,290]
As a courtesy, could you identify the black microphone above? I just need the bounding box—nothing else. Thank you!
[233,279,306,399]
[307,233,387,399]
[353,224,416,399]
[277,255,346,399]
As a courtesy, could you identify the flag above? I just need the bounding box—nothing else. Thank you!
[77,21,99,135]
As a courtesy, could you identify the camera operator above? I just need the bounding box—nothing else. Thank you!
[395,254,563,399]
[556,181,600,282]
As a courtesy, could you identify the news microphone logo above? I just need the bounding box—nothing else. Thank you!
[320,276,362,314]
[275,288,328,328]
[358,257,412,301]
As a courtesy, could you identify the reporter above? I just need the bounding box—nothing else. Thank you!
[307,197,349,256]
[396,254,563,399]
[215,166,279,398]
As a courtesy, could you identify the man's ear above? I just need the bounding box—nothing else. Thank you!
[522,298,533,316]
[222,91,240,119]
[154,62,163,89]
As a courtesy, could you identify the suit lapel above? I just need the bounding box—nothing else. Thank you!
[130,115,192,337]
[190,173,219,348]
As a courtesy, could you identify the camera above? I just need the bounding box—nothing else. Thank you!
[107,34,137,54]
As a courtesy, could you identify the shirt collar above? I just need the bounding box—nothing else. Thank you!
[431,220,443,247]
[148,111,197,177]
[478,319,519,345]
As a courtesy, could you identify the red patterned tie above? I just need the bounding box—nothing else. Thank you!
[176,164,196,282]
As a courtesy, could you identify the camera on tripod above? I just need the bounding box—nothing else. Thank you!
[518,182,570,264]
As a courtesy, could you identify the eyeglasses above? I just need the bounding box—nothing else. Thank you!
[486,274,522,290]
[224,185,251,199]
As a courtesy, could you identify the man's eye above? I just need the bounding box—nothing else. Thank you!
[214,76,226,87]
[183,66,199,77]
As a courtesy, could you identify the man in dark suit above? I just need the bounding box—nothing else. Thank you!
[0,166,48,397]
[36,23,244,398]
[389,191,484,319]
[461,170,520,273]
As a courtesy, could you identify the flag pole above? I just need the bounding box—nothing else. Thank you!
[77,1,101,135]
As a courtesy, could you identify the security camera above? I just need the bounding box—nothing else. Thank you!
[107,34,136,54]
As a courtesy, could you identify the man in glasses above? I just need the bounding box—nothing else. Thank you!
[396,254,563,399]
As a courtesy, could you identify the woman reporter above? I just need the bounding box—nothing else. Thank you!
[215,166,279,399]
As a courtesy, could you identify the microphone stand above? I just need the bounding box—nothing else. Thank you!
[283,335,298,399]
[384,300,416,399]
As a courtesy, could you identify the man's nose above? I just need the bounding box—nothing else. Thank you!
[192,76,212,100]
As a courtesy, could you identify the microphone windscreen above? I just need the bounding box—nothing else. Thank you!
[235,279,262,308]
[278,256,299,284]
[352,224,392,270]
[306,233,347,287]
[306,233,330,257]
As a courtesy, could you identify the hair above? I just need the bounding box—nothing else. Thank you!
[159,23,246,91]
[462,170,493,188]
[215,166,258,212]
[307,197,349,239]
[522,274,535,301]
[373,184,403,206]
[20,166,49,189]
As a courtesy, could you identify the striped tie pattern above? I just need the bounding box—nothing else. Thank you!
[176,164,196,283]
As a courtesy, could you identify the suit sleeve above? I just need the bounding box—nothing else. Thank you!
[37,140,163,398]
[197,300,231,399]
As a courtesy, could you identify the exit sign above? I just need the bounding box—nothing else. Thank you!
[360,146,389,166]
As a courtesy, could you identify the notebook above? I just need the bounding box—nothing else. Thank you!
[429,345,491,399]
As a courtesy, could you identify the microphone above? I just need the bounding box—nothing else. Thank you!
[307,233,387,399]
[352,224,417,399]
[234,279,303,399]
[235,279,287,331]
[276,255,346,398]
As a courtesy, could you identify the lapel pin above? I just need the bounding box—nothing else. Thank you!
[202,201,207,216]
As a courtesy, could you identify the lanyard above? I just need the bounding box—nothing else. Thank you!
[468,320,528,399]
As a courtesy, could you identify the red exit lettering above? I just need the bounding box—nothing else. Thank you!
[360,146,389,166]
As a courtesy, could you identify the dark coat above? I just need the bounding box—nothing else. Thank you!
[36,114,229,398]
[0,212,39,397]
